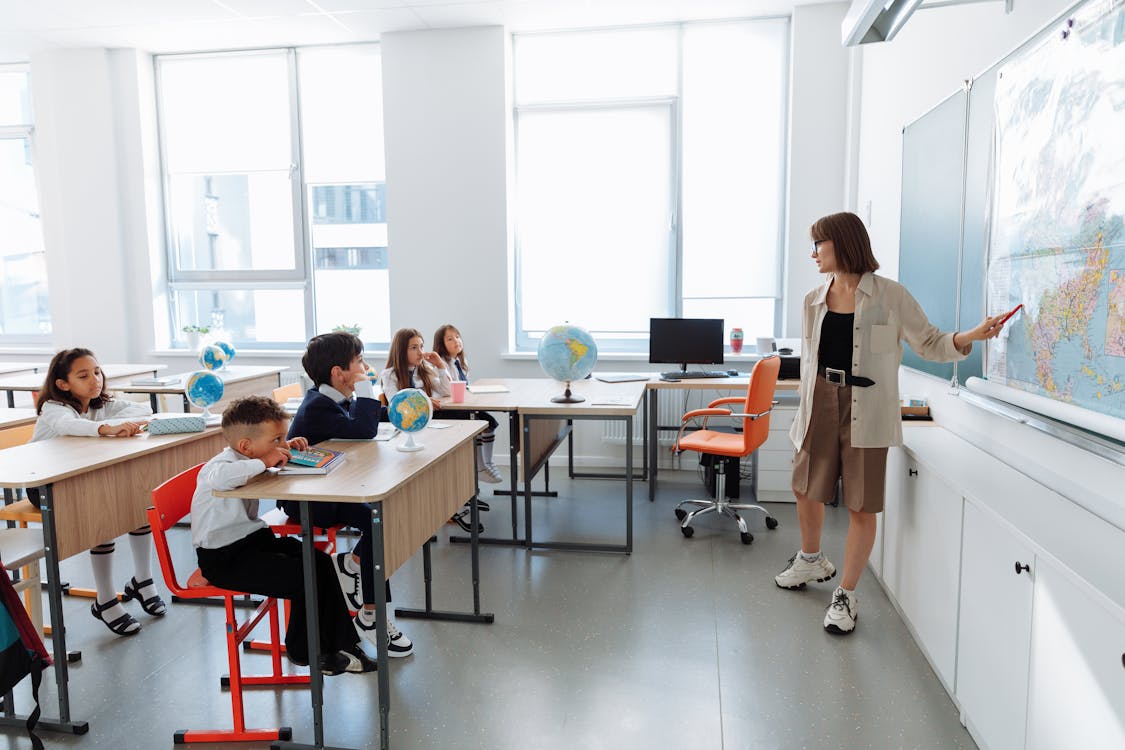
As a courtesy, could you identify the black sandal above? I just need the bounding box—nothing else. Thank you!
[448,509,484,534]
[123,576,168,617]
[91,598,141,636]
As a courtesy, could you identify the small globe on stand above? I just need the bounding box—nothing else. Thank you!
[213,341,236,368]
[537,324,598,403]
[185,370,224,424]
[199,344,228,372]
[386,388,432,452]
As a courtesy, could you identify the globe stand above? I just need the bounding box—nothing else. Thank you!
[550,382,585,404]
[396,432,424,452]
[200,406,222,427]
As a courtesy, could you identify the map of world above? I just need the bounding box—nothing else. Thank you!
[986,1,1125,422]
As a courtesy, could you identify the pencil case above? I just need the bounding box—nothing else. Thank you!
[147,414,207,434]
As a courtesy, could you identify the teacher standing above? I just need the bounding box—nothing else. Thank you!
[774,212,1006,635]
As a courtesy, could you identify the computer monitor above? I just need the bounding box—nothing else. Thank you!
[648,318,724,373]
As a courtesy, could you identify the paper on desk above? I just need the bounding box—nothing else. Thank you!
[427,421,452,429]
[590,396,634,406]
[467,384,509,394]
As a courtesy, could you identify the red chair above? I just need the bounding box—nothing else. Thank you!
[673,355,782,544]
[148,464,303,745]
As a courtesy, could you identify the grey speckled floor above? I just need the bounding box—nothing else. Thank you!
[2,470,977,750]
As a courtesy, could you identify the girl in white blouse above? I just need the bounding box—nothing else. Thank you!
[31,348,164,637]
[378,327,452,408]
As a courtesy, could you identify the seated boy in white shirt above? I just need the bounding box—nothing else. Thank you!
[191,395,375,674]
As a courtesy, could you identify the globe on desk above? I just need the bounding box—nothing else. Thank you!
[213,340,236,365]
[185,370,224,422]
[537,324,598,403]
[198,344,229,372]
[386,388,431,452]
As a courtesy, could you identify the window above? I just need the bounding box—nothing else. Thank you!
[0,65,50,342]
[157,45,389,349]
[513,21,789,351]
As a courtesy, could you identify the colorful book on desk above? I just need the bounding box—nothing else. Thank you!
[277,447,345,475]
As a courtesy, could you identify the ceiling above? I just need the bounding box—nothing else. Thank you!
[0,0,819,62]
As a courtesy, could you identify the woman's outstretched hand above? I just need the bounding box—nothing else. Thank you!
[953,314,1007,351]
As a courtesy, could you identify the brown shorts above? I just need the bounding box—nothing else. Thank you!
[791,375,888,513]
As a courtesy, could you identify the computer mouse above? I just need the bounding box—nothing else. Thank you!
[778,347,793,355]
[727,369,739,376]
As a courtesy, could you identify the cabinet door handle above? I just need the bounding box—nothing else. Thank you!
[1014,562,1030,575]
[908,468,918,477]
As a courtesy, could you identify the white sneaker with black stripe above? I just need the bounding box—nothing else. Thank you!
[334,552,363,611]
[823,587,858,635]
[354,609,414,657]
[774,551,837,589]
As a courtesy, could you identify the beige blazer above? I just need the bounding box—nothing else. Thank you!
[789,272,969,449]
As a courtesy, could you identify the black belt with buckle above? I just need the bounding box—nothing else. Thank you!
[817,366,875,388]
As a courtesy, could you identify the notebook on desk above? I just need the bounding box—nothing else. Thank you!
[594,373,650,383]
[467,384,509,394]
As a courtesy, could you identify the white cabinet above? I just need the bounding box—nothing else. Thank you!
[956,500,1035,750]
[1025,560,1125,750]
[757,403,796,500]
[881,451,963,689]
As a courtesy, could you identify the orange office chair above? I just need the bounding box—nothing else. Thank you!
[673,354,782,545]
[148,463,303,745]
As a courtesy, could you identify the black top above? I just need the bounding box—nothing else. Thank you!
[818,311,855,371]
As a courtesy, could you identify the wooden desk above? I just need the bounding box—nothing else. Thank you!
[0,361,45,376]
[116,365,286,412]
[0,428,226,735]
[645,376,799,501]
[0,407,37,431]
[438,378,645,554]
[0,362,166,408]
[216,421,491,750]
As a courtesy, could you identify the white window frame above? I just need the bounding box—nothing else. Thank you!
[512,20,790,353]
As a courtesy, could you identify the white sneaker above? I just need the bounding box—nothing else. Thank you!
[354,610,414,658]
[774,552,837,589]
[477,466,503,484]
[824,587,858,635]
[334,552,363,611]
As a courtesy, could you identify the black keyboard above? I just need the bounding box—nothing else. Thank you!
[660,370,728,380]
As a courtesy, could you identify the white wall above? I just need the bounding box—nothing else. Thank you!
[30,49,132,361]
[855,0,1125,527]
[783,1,850,337]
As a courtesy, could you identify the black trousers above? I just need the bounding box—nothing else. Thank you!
[196,528,358,663]
[278,500,389,606]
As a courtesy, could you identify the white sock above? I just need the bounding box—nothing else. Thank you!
[128,527,153,583]
[799,550,823,562]
[90,542,117,603]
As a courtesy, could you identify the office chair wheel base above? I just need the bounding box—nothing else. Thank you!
[680,525,694,538]
[765,516,779,530]
[740,531,754,545]
[674,508,687,521]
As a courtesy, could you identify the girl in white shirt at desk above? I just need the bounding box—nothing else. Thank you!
[378,327,452,409]
[32,348,164,637]
[380,329,482,533]
[433,323,502,485]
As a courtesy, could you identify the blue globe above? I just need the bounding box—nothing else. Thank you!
[213,340,236,364]
[199,344,228,371]
[387,389,431,433]
[537,325,598,383]
[185,370,224,412]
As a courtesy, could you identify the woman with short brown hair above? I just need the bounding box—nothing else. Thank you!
[774,212,1007,635]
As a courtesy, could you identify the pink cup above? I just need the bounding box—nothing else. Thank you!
[450,380,466,403]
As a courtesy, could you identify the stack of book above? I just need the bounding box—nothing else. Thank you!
[277,446,346,475]
[900,397,931,421]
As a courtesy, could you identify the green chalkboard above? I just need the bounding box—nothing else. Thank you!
[898,90,967,382]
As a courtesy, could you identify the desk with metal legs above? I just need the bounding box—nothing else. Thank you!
[0,363,167,408]
[0,428,226,736]
[116,364,286,412]
[216,420,492,750]
[645,377,799,501]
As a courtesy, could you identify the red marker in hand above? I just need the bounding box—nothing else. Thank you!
[997,304,1023,326]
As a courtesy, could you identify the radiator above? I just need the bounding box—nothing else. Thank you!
[601,390,688,446]
[279,371,308,389]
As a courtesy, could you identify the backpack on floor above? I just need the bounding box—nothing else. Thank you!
[0,560,51,750]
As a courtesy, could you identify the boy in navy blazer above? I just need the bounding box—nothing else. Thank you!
[283,332,413,657]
